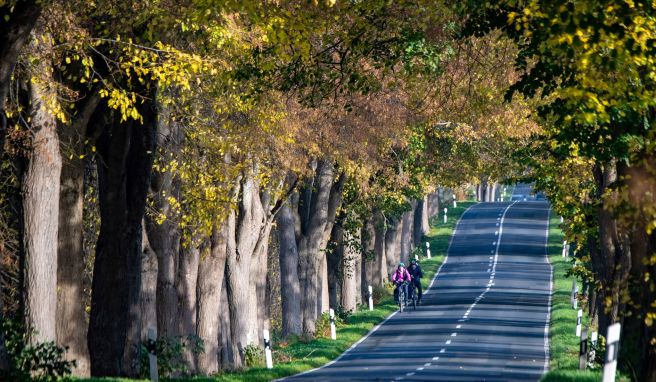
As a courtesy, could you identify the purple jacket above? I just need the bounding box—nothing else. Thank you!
[392,268,412,283]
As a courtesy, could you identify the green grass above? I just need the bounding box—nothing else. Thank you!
[540,213,604,382]
[76,201,476,382]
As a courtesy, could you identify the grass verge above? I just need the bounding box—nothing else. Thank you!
[540,212,601,382]
[75,201,475,382]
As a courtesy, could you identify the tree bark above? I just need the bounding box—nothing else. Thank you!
[340,226,360,312]
[361,217,376,300]
[413,196,429,247]
[277,203,302,338]
[400,206,414,264]
[384,217,402,279]
[427,192,440,219]
[145,108,183,339]
[196,223,228,375]
[88,96,157,377]
[218,276,233,368]
[56,92,100,377]
[225,172,265,367]
[251,222,272,344]
[140,221,158,351]
[177,241,201,374]
[297,161,343,336]
[373,211,387,287]
[22,72,62,345]
[327,214,344,310]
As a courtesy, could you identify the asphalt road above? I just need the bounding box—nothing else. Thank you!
[282,186,552,382]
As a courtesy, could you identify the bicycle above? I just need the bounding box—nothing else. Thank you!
[396,281,408,313]
[407,280,417,310]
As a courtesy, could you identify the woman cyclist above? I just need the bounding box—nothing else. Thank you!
[392,262,412,304]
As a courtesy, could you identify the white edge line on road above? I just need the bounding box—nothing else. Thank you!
[274,310,400,381]
[543,207,553,374]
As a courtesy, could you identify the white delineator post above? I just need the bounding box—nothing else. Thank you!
[329,308,336,340]
[263,329,273,369]
[572,280,579,309]
[576,309,583,337]
[414,254,419,261]
[443,207,448,224]
[561,216,564,223]
[452,194,456,208]
[368,285,373,311]
[147,328,159,381]
[579,326,588,370]
[562,240,568,257]
[602,323,621,382]
[426,242,431,258]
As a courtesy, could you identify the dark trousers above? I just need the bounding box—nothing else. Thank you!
[412,279,423,301]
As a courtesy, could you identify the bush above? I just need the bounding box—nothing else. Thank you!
[372,284,391,305]
[0,317,75,382]
[138,334,204,377]
[243,344,264,367]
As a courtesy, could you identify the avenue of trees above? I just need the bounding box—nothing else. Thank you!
[0,0,654,381]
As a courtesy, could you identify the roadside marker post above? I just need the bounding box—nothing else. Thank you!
[576,309,583,337]
[579,326,588,370]
[590,331,598,367]
[426,242,431,258]
[561,216,564,223]
[443,207,448,224]
[571,280,578,309]
[146,328,159,381]
[414,254,419,261]
[562,240,568,257]
[602,323,621,382]
[263,329,273,369]
[452,194,456,208]
[368,285,373,311]
[329,308,337,340]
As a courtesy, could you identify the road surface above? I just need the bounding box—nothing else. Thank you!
[282,187,552,381]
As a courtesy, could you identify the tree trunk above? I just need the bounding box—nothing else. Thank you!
[400,207,414,264]
[327,215,344,310]
[88,97,157,377]
[373,211,387,287]
[298,161,343,336]
[56,92,100,377]
[140,221,158,351]
[225,173,265,367]
[340,226,360,312]
[218,276,233,368]
[22,73,62,344]
[277,204,302,338]
[196,223,228,375]
[145,111,183,339]
[177,241,201,374]
[251,223,272,345]
[384,217,401,279]
[0,1,42,159]
[427,192,440,219]
[413,196,429,247]
[361,217,376,299]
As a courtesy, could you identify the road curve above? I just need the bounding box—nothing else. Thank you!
[281,194,552,381]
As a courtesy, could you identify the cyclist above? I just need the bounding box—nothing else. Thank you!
[392,262,412,304]
[408,259,424,304]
